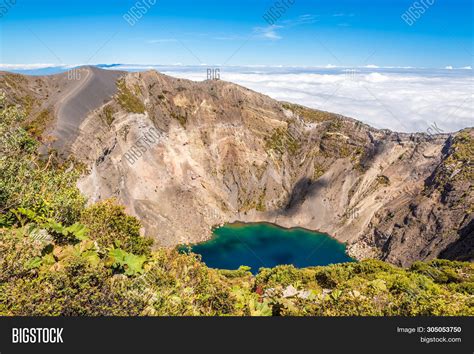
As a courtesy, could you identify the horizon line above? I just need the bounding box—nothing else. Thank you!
[1,63,472,71]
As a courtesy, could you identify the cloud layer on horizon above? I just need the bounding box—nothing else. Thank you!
[1,64,472,133]
[161,67,473,134]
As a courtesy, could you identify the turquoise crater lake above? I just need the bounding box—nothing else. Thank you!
[183,223,354,273]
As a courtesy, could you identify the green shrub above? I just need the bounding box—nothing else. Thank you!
[0,256,148,316]
[80,199,153,255]
[0,93,85,226]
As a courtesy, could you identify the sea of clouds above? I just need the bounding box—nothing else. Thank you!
[1,63,472,133]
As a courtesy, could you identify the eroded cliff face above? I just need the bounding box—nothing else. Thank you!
[1,67,472,266]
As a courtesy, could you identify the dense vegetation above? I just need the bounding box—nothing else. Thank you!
[0,93,472,316]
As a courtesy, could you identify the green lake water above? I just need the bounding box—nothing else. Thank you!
[183,222,354,274]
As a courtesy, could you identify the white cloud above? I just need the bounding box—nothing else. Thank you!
[0,63,57,70]
[282,14,319,26]
[158,67,473,133]
[256,14,318,40]
[333,13,355,17]
[146,39,177,44]
[254,25,282,40]
[214,35,247,41]
[445,66,453,70]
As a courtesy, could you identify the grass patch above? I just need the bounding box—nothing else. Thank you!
[265,127,300,156]
[171,112,188,128]
[313,162,327,180]
[282,103,338,122]
[25,109,52,138]
[100,105,115,126]
[116,79,145,114]
[376,175,390,186]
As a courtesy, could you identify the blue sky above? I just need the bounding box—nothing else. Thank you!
[0,0,472,68]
